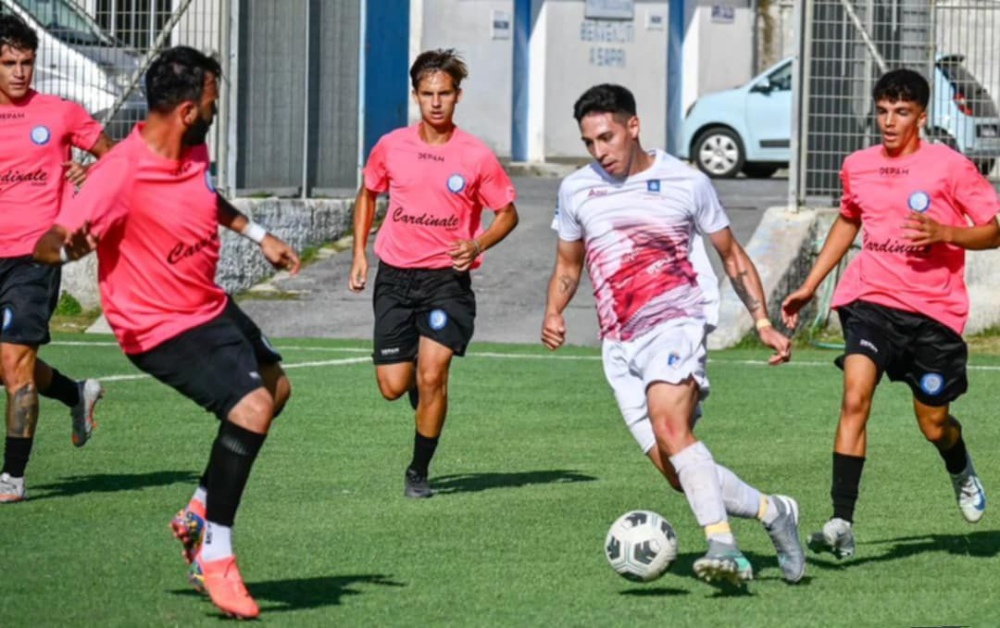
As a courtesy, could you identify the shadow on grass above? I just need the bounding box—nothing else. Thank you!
[431,469,597,494]
[30,470,200,500]
[619,586,690,597]
[171,574,405,614]
[807,529,1000,570]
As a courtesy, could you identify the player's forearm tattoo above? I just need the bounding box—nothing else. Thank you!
[8,384,38,437]
[558,274,578,295]
[732,270,764,315]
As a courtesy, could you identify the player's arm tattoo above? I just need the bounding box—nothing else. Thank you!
[558,274,578,295]
[731,269,764,315]
[8,384,38,438]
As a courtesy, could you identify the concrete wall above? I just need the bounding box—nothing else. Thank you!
[410,0,515,157]
[61,197,359,309]
[681,5,756,114]
[537,0,669,159]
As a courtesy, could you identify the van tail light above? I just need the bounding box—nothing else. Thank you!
[954,92,974,116]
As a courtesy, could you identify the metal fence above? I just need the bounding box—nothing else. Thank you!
[792,0,1000,206]
[2,0,361,197]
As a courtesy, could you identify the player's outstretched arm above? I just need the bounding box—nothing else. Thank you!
[541,238,585,351]
[450,203,520,272]
[708,227,791,365]
[349,184,379,292]
[216,194,300,274]
[63,132,115,187]
[34,223,97,265]
[781,215,860,328]
[903,213,1000,250]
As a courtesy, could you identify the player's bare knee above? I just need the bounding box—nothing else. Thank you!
[228,389,275,433]
[416,367,448,394]
[376,378,406,401]
[271,376,292,417]
[840,389,873,421]
[1,352,35,392]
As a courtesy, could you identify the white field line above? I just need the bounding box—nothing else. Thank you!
[48,341,1000,377]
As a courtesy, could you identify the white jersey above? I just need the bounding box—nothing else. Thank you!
[554,150,727,341]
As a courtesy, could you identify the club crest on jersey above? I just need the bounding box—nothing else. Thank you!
[647,179,661,193]
[30,125,51,145]
[908,191,930,213]
[920,373,944,395]
[447,174,466,194]
[204,171,216,192]
[667,352,681,367]
[429,309,449,330]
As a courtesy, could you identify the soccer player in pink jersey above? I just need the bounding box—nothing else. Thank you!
[34,47,300,620]
[349,49,519,499]
[542,84,804,587]
[782,69,1000,559]
[0,14,115,503]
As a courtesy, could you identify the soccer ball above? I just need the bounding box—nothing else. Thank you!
[604,510,678,582]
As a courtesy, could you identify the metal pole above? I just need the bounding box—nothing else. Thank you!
[357,0,368,186]
[301,2,311,199]
[217,0,232,195]
[788,0,807,210]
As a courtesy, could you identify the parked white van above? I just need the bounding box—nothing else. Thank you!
[0,0,145,138]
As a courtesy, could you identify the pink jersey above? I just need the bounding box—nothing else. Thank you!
[833,142,1000,334]
[556,151,727,341]
[55,125,227,354]
[0,91,103,256]
[364,123,516,269]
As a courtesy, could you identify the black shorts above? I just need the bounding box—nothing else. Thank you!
[836,300,967,406]
[0,255,60,346]
[372,261,476,364]
[127,297,283,420]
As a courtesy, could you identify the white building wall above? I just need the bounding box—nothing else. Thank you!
[410,0,515,157]
[539,0,669,159]
[682,5,755,114]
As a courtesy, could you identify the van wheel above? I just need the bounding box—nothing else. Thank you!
[742,163,779,178]
[693,128,744,178]
[976,159,995,177]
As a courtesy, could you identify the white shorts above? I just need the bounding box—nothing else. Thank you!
[601,317,710,454]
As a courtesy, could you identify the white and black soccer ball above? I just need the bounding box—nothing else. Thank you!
[604,510,678,582]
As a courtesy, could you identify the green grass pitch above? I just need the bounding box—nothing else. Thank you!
[3,335,999,626]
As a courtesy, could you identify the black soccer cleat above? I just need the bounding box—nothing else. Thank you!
[404,467,433,498]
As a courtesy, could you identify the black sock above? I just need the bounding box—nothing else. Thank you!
[39,369,80,408]
[408,431,439,477]
[831,452,865,523]
[940,431,969,475]
[3,437,33,477]
[204,421,267,526]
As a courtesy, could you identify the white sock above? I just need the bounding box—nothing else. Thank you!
[670,441,732,544]
[201,521,233,562]
[192,486,207,505]
[716,465,763,520]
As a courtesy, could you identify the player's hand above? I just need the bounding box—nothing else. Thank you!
[349,254,368,292]
[780,286,815,328]
[903,212,951,246]
[64,221,97,260]
[62,161,90,187]
[541,312,566,350]
[449,239,480,272]
[758,325,792,365]
[261,234,300,275]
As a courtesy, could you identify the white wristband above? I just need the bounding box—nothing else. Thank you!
[59,246,70,264]
[241,221,267,244]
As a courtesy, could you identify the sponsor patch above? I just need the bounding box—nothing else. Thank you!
[647,179,660,193]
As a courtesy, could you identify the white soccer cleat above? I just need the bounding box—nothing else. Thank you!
[71,379,104,447]
[951,460,986,524]
[0,472,26,503]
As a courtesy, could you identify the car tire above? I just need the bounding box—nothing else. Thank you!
[693,127,745,179]
[742,163,779,178]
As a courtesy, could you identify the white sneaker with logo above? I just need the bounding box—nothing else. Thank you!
[951,458,986,524]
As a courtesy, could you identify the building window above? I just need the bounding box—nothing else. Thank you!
[95,0,172,49]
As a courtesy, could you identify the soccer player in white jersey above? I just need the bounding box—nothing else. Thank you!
[542,84,805,586]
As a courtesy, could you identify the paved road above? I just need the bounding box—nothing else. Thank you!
[241,175,788,347]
